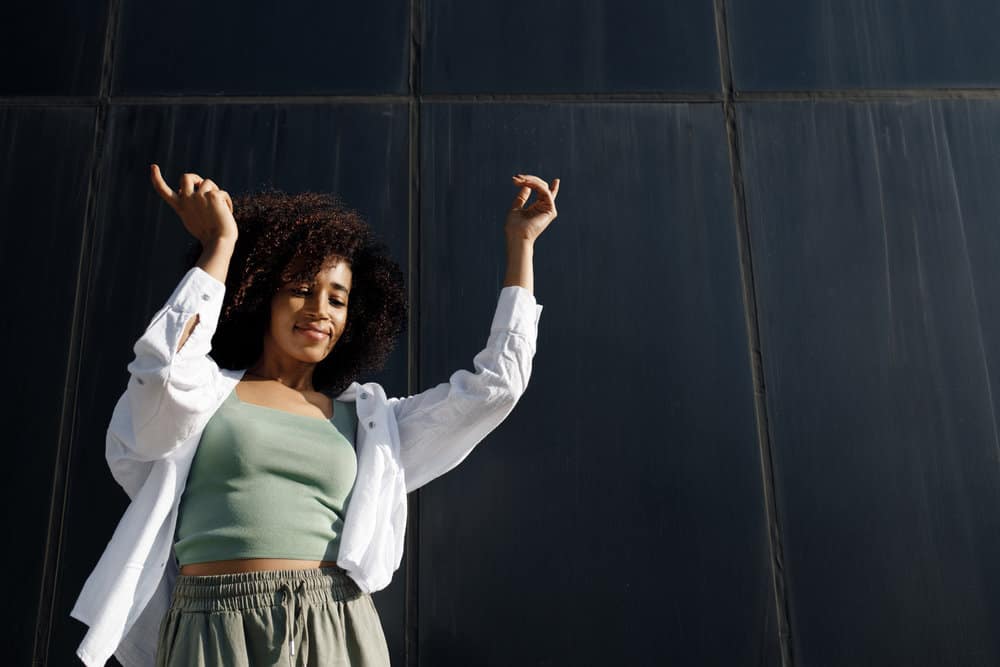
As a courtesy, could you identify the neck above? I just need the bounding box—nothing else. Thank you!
[244,367,316,393]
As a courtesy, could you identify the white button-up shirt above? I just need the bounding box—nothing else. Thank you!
[69,266,542,666]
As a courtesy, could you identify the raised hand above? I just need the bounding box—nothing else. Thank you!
[506,173,560,243]
[149,163,238,245]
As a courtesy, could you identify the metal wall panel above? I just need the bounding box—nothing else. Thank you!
[416,101,779,665]
[0,2,108,95]
[0,105,96,667]
[113,0,409,95]
[423,0,720,94]
[728,0,1000,90]
[738,99,1000,666]
[47,102,412,666]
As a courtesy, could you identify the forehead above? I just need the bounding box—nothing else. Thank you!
[285,256,353,290]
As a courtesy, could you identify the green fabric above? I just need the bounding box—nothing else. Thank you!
[155,566,390,666]
[174,388,359,566]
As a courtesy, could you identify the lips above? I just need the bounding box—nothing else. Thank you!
[295,325,330,339]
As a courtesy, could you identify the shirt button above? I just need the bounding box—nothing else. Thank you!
[368,420,375,429]
[201,293,210,301]
[361,392,369,400]
[136,377,144,385]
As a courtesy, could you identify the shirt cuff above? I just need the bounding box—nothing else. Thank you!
[491,285,542,343]
[166,266,227,331]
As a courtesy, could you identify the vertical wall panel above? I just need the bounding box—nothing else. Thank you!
[424,0,720,94]
[739,99,1000,666]
[48,102,411,666]
[0,106,96,666]
[417,102,779,665]
[0,2,108,95]
[113,0,409,95]
[728,0,1000,90]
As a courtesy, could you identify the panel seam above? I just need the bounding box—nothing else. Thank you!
[405,0,424,665]
[7,87,1000,108]
[713,2,795,666]
[32,0,124,663]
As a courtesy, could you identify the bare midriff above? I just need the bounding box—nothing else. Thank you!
[179,558,340,576]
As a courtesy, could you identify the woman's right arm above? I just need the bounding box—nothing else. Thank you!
[109,243,231,467]
[176,239,235,352]
[106,167,238,477]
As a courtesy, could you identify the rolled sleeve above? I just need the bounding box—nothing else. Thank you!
[112,267,226,468]
[391,286,543,493]
[490,286,543,353]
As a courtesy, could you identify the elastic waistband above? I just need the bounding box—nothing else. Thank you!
[172,566,362,611]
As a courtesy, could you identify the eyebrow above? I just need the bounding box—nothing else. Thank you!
[291,277,350,294]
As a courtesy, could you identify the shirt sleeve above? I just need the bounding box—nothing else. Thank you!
[389,286,543,493]
[105,266,227,475]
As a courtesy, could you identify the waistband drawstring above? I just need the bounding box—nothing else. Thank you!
[278,580,307,659]
[171,566,364,663]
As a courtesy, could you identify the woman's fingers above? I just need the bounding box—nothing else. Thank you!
[151,165,212,197]
[179,173,204,195]
[518,174,555,209]
[513,174,546,189]
[512,173,559,203]
[151,165,230,213]
[511,174,543,208]
[150,164,179,209]
[511,185,532,210]
[198,178,219,193]
[196,180,231,214]
[148,165,239,245]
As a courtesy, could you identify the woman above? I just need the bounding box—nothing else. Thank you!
[70,164,559,666]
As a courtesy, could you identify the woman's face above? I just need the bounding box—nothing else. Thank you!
[265,258,354,364]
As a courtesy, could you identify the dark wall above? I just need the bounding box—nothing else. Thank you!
[4,1,1000,665]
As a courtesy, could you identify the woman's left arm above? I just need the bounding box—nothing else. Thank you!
[390,174,560,493]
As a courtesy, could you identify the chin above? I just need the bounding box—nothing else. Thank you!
[283,343,329,362]
[299,350,330,363]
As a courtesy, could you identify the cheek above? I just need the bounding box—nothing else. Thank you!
[270,310,297,339]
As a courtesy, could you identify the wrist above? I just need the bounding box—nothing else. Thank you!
[201,235,238,250]
[197,238,236,286]
[505,235,535,252]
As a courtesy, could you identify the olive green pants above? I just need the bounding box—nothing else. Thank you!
[155,566,391,666]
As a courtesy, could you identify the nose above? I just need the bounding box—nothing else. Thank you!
[305,292,336,320]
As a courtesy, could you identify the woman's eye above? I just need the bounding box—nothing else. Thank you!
[294,288,344,307]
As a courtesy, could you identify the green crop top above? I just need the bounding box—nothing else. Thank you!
[173,386,359,566]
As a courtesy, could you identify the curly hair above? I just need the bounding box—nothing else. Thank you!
[181,187,408,397]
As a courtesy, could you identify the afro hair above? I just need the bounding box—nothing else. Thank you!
[181,187,407,397]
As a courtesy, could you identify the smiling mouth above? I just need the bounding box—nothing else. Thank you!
[294,326,330,340]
